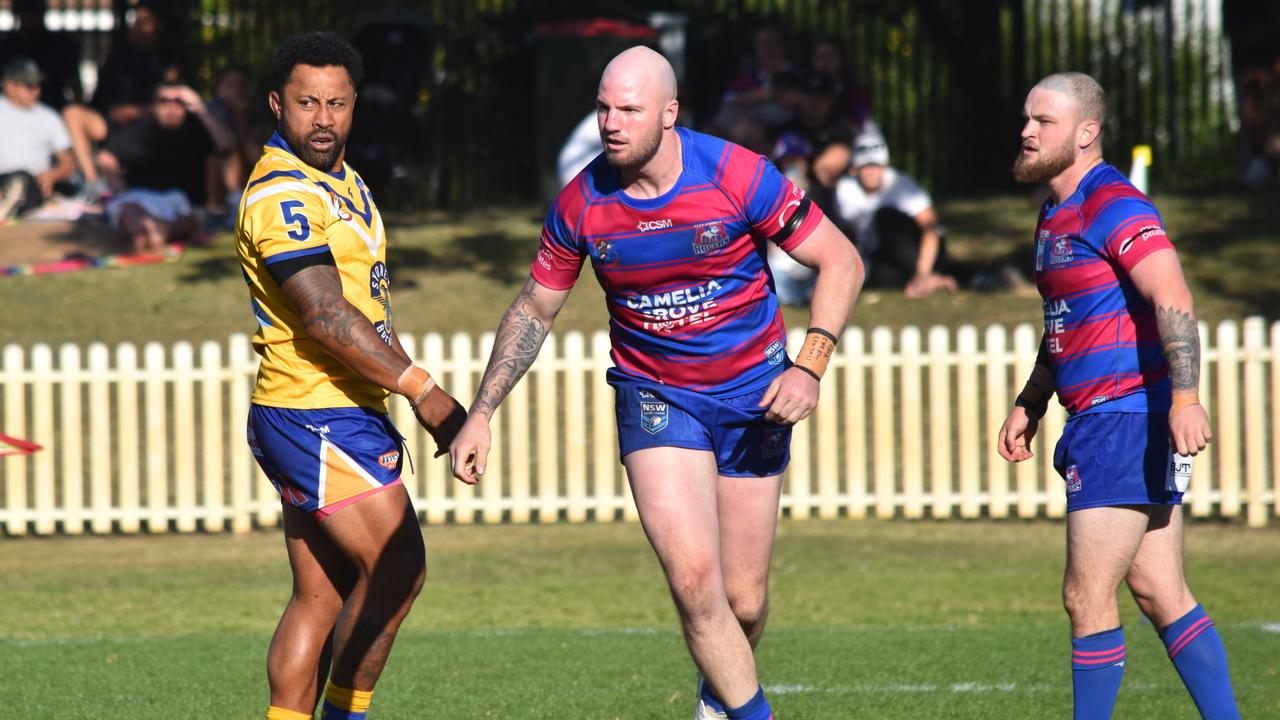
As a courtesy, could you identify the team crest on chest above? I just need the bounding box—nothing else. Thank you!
[692,222,729,256]
[328,191,354,222]
[1049,235,1074,265]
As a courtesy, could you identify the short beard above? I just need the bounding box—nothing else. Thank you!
[1012,140,1075,184]
[280,123,346,172]
[604,126,662,171]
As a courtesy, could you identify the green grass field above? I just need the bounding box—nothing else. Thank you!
[2,190,1278,348]
[3,518,1277,718]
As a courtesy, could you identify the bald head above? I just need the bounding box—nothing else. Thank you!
[1033,72,1106,128]
[600,46,678,105]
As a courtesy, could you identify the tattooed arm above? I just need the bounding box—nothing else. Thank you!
[450,277,573,483]
[1127,248,1213,456]
[280,264,466,452]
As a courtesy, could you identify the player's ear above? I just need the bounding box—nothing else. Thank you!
[268,90,282,119]
[664,99,679,129]
[1078,119,1100,151]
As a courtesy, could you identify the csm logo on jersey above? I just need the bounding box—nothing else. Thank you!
[637,218,672,232]
[692,222,729,255]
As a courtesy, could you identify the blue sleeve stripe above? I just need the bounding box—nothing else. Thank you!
[247,170,308,190]
[263,244,332,265]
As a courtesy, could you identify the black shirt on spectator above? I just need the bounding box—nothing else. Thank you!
[105,114,214,204]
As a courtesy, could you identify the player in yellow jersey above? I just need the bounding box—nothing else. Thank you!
[236,31,465,720]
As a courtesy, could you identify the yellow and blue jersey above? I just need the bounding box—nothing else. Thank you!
[236,131,393,411]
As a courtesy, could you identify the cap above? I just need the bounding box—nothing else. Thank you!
[2,58,44,85]
[852,129,889,167]
[772,131,813,162]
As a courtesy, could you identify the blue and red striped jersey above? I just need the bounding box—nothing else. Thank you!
[1033,162,1175,415]
[532,127,823,396]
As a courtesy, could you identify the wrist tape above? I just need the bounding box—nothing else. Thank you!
[794,328,837,381]
[396,365,436,407]
[1170,390,1200,415]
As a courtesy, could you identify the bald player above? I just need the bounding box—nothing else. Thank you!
[451,47,862,720]
[998,72,1239,719]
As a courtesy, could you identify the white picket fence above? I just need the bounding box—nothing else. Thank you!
[1,318,1277,535]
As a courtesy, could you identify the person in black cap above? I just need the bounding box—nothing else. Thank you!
[0,58,75,220]
[0,0,81,111]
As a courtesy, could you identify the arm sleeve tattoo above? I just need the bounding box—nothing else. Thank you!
[472,284,550,418]
[1156,305,1200,393]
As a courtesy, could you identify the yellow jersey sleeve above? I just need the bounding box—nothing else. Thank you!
[241,169,335,265]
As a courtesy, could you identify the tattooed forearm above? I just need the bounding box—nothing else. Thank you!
[1156,305,1200,392]
[472,288,549,417]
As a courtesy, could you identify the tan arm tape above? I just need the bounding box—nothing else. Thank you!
[794,328,837,381]
[1170,390,1200,415]
[396,365,437,407]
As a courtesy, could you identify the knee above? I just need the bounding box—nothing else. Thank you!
[1062,579,1105,622]
[1129,579,1194,628]
[726,587,767,630]
[667,558,722,620]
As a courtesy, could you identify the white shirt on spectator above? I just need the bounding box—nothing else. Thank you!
[0,96,71,176]
[557,111,604,188]
[834,167,932,255]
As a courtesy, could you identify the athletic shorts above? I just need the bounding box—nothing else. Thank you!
[1053,411,1190,512]
[247,404,404,519]
[609,369,791,478]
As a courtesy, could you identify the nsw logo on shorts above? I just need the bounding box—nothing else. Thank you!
[1065,465,1082,493]
[639,393,669,435]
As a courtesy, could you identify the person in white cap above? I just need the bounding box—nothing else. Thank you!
[834,129,956,298]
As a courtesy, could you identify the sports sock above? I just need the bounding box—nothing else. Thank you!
[320,681,373,720]
[1071,626,1126,720]
[1160,604,1240,719]
[698,674,727,714]
[724,686,772,720]
[266,706,312,720]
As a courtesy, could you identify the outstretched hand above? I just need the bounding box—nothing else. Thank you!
[413,386,467,457]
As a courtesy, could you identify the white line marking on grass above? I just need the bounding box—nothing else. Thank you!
[766,683,1059,695]
[1258,623,1280,634]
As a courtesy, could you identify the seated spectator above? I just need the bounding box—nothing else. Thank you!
[61,0,186,198]
[204,65,267,224]
[557,110,603,188]
[712,27,794,155]
[98,81,233,253]
[0,0,81,110]
[810,38,872,133]
[835,130,956,298]
[0,58,74,220]
[766,132,817,306]
[773,72,853,215]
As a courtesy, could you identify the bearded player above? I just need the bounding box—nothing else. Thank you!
[237,31,465,720]
[450,47,863,720]
[998,72,1239,719]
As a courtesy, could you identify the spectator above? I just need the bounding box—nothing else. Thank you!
[711,28,794,154]
[766,131,818,305]
[834,129,956,298]
[810,37,872,132]
[0,58,74,220]
[61,0,186,197]
[98,80,233,253]
[773,72,853,215]
[204,65,266,223]
[557,110,604,188]
[0,0,81,110]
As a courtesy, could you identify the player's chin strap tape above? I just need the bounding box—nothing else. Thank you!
[793,327,837,382]
[396,365,437,408]
[769,196,813,246]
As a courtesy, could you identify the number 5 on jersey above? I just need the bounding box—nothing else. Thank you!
[279,200,311,241]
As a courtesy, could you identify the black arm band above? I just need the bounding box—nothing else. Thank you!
[267,248,337,287]
[807,327,839,345]
[1015,394,1048,420]
[769,196,812,246]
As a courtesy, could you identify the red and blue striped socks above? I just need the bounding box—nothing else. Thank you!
[1160,604,1240,719]
[1071,626,1126,719]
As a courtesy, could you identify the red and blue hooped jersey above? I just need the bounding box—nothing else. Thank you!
[532,127,824,396]
[1033,162,1175,415]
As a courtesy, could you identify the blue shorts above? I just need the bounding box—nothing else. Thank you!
[248,404,404,519]
[609,369,791,478]
[1054,411,1190,512]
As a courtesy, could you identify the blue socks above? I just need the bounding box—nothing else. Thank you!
[697,675,727,715]
[1071,626,1126,719]
[725,686,772,720]
[1160,605,1240,719]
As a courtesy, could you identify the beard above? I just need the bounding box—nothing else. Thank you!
[603,125,662,171]
[1012,139,1075,184]
[280,123,347,172]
